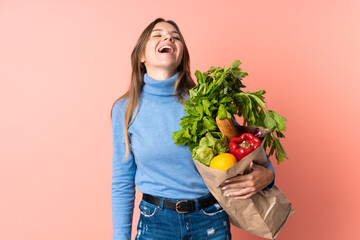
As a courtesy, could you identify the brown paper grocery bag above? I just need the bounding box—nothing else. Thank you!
[194,128,295,239]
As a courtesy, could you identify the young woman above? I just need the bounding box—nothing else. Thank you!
[111,18,275,240]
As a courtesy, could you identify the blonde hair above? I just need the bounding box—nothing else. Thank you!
[110,18,195,161]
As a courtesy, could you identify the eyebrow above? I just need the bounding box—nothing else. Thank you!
[152,29,180,34]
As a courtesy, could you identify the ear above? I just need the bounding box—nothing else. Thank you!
[140,53,145,63]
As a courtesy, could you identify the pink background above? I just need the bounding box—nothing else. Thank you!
[1,0,359,239]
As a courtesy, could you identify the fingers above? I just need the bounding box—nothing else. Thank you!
[250,161,265,170]
[221,162,267,200]
[223,162,263,184]
[221,180,250,190]
[222,176,257,200]
[225,187,256,199]
[250,161,254,169]
[221,174,255,190]
[222,170,256,188]
[223,172,253,185]
[234,192,256,200]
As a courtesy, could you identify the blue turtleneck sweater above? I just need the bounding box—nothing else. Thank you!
[111,72,275,240]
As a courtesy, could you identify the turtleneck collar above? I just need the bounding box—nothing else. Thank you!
[143,72,179,96]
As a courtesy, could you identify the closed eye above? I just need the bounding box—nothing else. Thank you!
[153,35,180,40]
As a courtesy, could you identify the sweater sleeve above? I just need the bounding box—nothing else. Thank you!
[265,154,275,189]
[111,100,136,240]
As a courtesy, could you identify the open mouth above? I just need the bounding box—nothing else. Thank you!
[158,46,174,54]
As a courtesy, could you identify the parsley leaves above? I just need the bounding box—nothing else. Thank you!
[172,60,288,164]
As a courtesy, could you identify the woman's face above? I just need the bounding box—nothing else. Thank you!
[141,22,184,76]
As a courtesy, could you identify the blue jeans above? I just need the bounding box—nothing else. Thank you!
[135,193,231,240]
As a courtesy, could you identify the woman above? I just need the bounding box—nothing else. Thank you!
[111,18,275,240]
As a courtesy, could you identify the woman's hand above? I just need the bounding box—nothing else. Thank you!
[221,162,275,200]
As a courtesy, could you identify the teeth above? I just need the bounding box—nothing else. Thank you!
[158,46,173,53]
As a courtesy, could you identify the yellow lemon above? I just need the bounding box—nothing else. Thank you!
[209,153,238,171]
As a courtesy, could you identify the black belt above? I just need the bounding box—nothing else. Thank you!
[142,193,218,214]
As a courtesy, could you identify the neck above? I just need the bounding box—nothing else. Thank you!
[145,68,177,81]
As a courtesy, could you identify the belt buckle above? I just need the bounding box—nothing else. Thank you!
[175,200,188,213]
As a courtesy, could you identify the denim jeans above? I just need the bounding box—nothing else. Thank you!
[135,193,231,240]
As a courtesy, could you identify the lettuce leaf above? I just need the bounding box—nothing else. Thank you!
[192,132,228,166]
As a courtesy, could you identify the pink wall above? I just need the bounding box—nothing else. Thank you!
[1,0,359,239]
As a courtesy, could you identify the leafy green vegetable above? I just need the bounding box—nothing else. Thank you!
[192,132,228,166]
[192,147,215,166]
[172,60,288,165]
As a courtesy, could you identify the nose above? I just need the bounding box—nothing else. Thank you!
[163,34,174,43]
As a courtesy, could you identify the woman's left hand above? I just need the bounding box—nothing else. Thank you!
[221,162,275,200]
